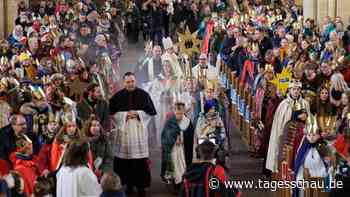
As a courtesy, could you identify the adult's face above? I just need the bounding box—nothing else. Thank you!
[290,87,301,99]
[153,46,162,58]
[281,39,288,48]
[320,63,332,76]
[91,87,102,100]
[28,37,39,50]
[124,75,136,91]
[254,30,263,41]
[305,69,316,80]
[341,93,349,106]
[199,55,207,66]
[80,27,90,36]
[64,38,74,48]
[277,27,286,38]
[12,116,27,135]
[15,25,23,37]
[96,35,107,47]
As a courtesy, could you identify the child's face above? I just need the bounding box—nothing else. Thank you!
[208,118,217,127]
[66,122,77,136]
[24,142,33,155]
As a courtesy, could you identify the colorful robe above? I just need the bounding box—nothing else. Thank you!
[161,115,194,184]
[266,95,310,172]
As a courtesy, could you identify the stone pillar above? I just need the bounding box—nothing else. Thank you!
[5,0,22,37]
[317,0,328,25]
[0,0,5,39]
[328,0,337,19]
[337,0,350,26]
[303,0,317,21]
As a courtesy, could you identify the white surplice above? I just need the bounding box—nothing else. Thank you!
[56,165,101,197]
[114,111,150,159]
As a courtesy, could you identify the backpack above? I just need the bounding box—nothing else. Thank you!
[181,164,215,197]
[180,163,240,197]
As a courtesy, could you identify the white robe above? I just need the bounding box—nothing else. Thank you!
[161,52,183,78]
[266,95,310,172]
[296,147,328,197]
[146,76,181,146]
[56,166,101,197]
[114,111,150,159]
[171,117,190,184]
[192,64,219,82]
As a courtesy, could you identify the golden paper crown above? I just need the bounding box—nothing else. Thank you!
[206,80,216,90]
[30,86,46,100]
[62,111,76,125]
[288,79,302,88]
[0,78,9,89]
[48,112,60,123]
[264,64,274,73]
[0,56,8,65]
[251,43,259,52]
[19,53,31,62]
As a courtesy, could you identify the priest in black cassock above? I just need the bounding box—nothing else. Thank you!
[109,72,157,197]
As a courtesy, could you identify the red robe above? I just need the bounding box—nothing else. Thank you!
[13,155,40,197]
[37,143,52,174]
[334,134,349,158]
[50,139,94,171]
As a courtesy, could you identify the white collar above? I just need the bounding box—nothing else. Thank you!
[178,116,190,130]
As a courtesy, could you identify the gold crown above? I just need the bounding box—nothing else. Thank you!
[288,79,302,88]
[30,86,46,100]
[19,53,31,62]
[0,56,8,65]
[62,112,76,125]
[48,112,60,123]
[251,43,259,52]
[264,64,274,73]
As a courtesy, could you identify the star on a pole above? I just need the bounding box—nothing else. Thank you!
[177,26,201,57]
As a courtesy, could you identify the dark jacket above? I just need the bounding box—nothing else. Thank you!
[89,136,114,173]
[77,98,110,130]
[0,125,39,163]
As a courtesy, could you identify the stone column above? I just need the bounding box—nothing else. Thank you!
[317,0,328,25]
[337,0,350,26]
[328,0,337,19]
[303,0,317,21]
[0,0,5,39]
[5,0,20,37]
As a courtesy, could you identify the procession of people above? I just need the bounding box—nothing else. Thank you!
[1,0,350,197]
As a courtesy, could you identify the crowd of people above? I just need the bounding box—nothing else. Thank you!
[1,0,350,197]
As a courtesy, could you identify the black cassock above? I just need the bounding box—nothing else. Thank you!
[109,87,156,115]
[109,87,156,189]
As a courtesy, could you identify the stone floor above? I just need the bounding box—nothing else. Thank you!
[119,41,273,197]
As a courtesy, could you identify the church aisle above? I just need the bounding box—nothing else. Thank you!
[119,42,272,197]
